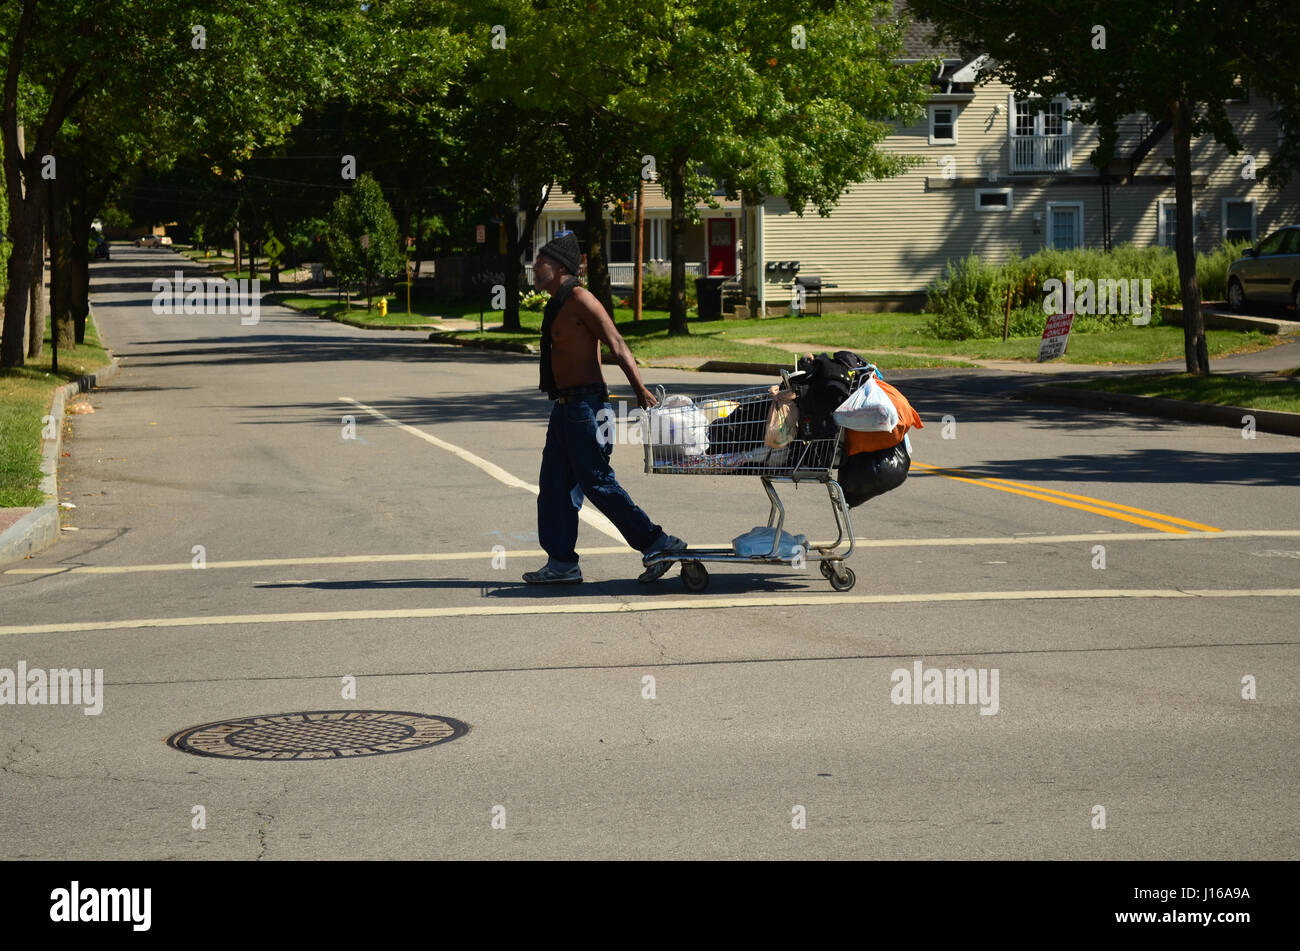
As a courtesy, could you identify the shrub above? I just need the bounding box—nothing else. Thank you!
[638,267,696,310]
[925,242,1242,339]
[1198,238,1253,301]
[520,289,549,311]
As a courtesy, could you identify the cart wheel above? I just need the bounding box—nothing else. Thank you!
[819,560,834,579]
[681,561,709,593]
[828,566,855,592]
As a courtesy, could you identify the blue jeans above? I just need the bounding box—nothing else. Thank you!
[538,396,662,565]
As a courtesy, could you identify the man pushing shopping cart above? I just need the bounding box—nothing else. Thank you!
[522,232,687,585]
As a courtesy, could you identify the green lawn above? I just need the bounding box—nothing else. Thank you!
[0,318,112,508]
[1062,372,1300,413]
[268,292,444,326]
[434,309,1270,368]
[736,311,1280,364]
[272,290,1279,368]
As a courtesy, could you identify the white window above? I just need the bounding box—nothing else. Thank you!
[1157,199,1194,249]
[929,106,957,145]
[976,188,1013,211]
[1046,202,1084,249]
[1222,199,1255,243]
[1012,97,1070,137]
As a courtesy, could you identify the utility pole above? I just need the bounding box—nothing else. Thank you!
[633,178,644,324]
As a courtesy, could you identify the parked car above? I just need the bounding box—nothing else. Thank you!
[135,234,173,248]
[1226,226,1300,313]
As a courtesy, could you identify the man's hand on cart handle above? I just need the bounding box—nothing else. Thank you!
[636,385,658,410]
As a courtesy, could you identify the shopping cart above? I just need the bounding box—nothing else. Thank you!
[639,367,873,593]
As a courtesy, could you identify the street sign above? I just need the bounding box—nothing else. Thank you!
[1037,312,1075,362]
[263,234,284,266]
[475,225,486,244]
[360,234,370,250]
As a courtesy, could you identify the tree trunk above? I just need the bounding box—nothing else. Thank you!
[578,191,614,317]
[500,207,523,332]
[668,159,689,335]
[26,222,44,358]
[69,171,95,343]
[1171,98,1209,375]
[2,198,41,367]
[233,227,241,279]
[47,161,76,353]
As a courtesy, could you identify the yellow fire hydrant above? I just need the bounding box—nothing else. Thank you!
[378,297,388,317]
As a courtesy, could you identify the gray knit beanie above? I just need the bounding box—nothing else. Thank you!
[537,231,582,276]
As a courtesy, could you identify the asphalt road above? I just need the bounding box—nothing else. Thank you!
[1,247,1296,859]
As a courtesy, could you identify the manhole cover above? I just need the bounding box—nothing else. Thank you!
[167,710,467,760]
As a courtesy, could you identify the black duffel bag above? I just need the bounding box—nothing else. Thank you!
[838,440,910,507]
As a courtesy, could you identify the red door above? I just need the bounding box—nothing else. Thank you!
[707,219,736,276]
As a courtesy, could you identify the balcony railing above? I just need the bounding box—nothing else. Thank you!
[1010,134,1072,173]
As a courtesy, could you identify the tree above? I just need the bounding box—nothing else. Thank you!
[326,173,402,310]
[909,0,1300,375]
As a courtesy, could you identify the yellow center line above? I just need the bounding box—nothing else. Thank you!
[911,461,1219,534]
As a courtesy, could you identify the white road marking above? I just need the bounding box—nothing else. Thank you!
[339,396,623,541]
[8,530,1300,575]
[1,588,1298,636]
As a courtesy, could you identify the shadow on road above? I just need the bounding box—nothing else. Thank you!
[948,448,1300,487]
[255,573,813,596]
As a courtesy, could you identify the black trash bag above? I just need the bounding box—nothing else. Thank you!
[707,396,772,455]
[838,441,910,507]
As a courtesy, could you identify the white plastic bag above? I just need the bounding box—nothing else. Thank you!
[833,376,898,432]
[731,526,808,559]
[649,395,709,457]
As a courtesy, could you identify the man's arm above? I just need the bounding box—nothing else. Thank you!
[573,289,658,408]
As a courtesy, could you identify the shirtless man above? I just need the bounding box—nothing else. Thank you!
[522,231,685,584]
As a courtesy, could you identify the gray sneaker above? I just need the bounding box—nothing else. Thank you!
[638,534,688,583]
[642,533,687,565]
[522,564,583,584]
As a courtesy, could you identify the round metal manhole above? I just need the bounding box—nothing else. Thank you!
[167,710,468,761]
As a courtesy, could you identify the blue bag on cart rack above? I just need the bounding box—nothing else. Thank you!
[732,526,809,559]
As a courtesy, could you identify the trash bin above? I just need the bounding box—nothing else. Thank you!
[695,276,726,320]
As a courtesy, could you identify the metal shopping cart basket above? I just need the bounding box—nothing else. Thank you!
[640,367,872,593]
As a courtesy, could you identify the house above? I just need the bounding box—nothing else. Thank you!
[529,12,1300,315]
[741,16,1300,314]
[531,184,742,289]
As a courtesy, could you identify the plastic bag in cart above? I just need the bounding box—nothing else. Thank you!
[647,395,709,456]
[833,374,898,432]
[732,526,809,559]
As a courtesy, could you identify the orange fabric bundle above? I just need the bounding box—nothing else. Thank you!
[844,379,923,453]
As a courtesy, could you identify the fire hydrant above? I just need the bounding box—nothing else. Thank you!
[378,297,388,317]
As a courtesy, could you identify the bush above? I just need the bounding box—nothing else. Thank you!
[520,289,549,311]
[925,242,1241,339]
[639,267,696,310]
[1198,238,1253,301]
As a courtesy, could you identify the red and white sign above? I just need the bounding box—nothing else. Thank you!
[475,225,486,244]
[1037,312,1074,362]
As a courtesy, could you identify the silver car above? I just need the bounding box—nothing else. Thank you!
[1226,226,1300,313]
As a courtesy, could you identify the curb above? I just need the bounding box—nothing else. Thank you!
[1015,383,1300,436]
[427,332,538,356]
[0,354,121,567]
[696,359,793,375]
